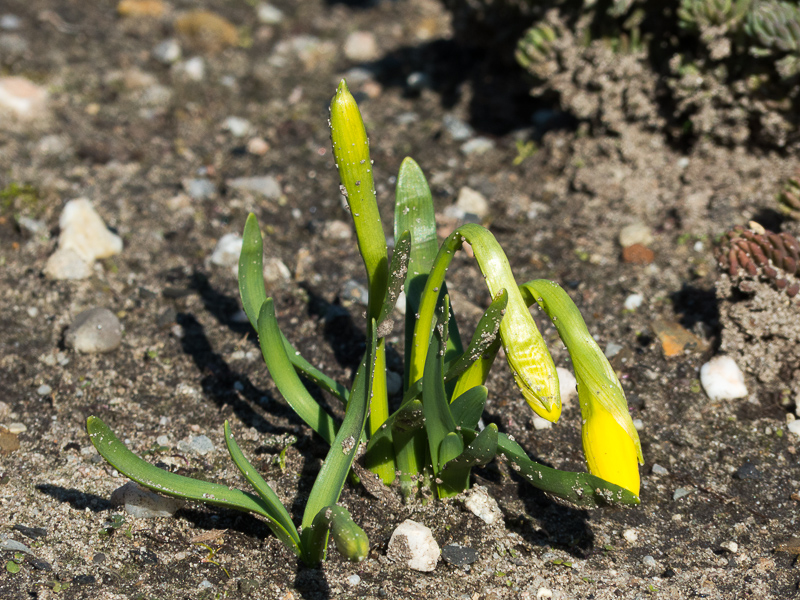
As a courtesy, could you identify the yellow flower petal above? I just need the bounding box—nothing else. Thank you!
[581,400,640,496]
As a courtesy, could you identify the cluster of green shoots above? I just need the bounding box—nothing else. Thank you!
[87,81,642,567]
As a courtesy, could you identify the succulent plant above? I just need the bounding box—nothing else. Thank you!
[678,0,752,31]
[746,0,800,53]
[715,224,800,298]
[778,172,800,219]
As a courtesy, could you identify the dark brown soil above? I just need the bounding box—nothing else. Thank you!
[1,1,800,599]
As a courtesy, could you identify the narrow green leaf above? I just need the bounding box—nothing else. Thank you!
[223,421,300,548]
[422,299,458,474]
[442,424,498,470]
[257,300,338,445]
[300,320,376,563]
[376,230,411,330]
[444,289,507,383]
[496,432,640,507]
[239,213,349,404]
[410,224,559,421]
[86,416,301,555]
[330,80,388,321]
[449,386,488,431]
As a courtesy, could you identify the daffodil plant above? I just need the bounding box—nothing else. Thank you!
[86,80,642,567]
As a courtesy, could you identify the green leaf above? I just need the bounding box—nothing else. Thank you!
[444,288,507,382]
[410,225,559,422]
[239,213,349,404]
[223,421,300,550]
[377,230,411,331]
[300,320,377,564]
[449,385,488,431]
[422,298,458,475]
[394,157,463,387]
[256,299,338,445]
[438,432,465,470]
[330,80,388,322]
[307,505,369,564]
[442,424,498,470]
[86,416,301,556]
[496,432,640,507]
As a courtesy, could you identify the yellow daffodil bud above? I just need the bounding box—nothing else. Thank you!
[520,279,643,495]
[579,376,641,496]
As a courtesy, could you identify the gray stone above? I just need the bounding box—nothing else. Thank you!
[460,137,495,156]
[110,481,183,518]
[36,385,51,396]
[188,435,214,455]
[223,116,252,137]
[256,3,284,24]
[183,178,216,201]
[152,39,181,64]
[322,220,352,241]
[227,176,282,200]
[65,308,123,354]
[0,14,22,30]
[342,279,369,305]
[442,544,477,568]
[263,257,291,283]
[442,114,474,141]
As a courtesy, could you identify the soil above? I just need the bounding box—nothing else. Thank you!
[1,0,800,599]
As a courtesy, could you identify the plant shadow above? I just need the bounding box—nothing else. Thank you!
[36,484,113,512]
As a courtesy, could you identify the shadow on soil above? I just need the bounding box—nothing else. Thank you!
[36,484,113,512]
[364,38,575,139]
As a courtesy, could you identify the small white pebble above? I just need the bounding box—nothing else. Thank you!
[787,420,800,436]
[623,528,638,543]
[720,541,738,553]
[642,555,657,568]
[633,418,644,431]
[623,293,644,311]
[7,423,27,434]
[700,355,747,401]
[532,416,553,430]
[37,384,52,396]
[347,574,361,586]
[536,588,553,600]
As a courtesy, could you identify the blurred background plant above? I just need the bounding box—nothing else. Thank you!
[442,0,800,148]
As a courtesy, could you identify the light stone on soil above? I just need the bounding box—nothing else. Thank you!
[184,178,216,200]
[44,248,91,280]
[65,308,123,354]
[110,481,184,518]
[618,222,653,248]
[700,355,748,401]
[263,257,291,283]
[787,420,800,436]
[0,76,48,121]
[343,31,379,62]
[652,464,668,475]
[386,520,440,572]
[442,114,474,141]
[556,367,577,404]
[61,198,121,254]
[210,233,243,269]
[460,137,495,156]
[532,416,552,430]
[624,293,643,310]
[464,485,503,525]
[447,186,489,220]
[623,528,638,543]
[322,220,352,241]
[256,3,284,24]
[223,116,252,137]
[152,39,181,64]
[227,175,282,199]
